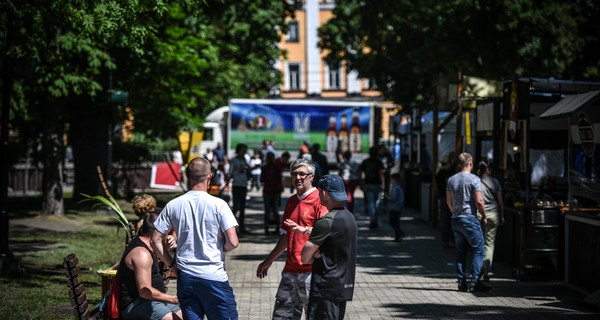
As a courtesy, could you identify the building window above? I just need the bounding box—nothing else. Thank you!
[287,21,299,42]
[288,63,301,91]
[326,63,341,89]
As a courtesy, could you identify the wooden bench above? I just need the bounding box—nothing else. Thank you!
[63,254,100,320]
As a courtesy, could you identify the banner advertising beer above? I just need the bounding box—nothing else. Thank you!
[229,99,372,158]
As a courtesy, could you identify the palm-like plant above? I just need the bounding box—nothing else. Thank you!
[79,193,129,231]
[78,166,135,242]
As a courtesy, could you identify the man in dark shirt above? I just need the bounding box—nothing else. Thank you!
[358,146,385,228]
[261,152,284,234]
[311,143,330,177]
[301,174,358,320]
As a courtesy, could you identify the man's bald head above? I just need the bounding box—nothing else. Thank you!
[186,157,212,183]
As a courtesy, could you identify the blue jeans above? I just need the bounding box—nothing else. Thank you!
[452,215,485,285]
[177,271,238,320]
[364,184,382,226]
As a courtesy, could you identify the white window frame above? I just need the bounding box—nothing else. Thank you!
[325,63,342,90]
[285,62,303,91]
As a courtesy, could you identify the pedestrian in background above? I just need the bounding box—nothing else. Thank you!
[446,152,490,293]
[358,146,385,229]
[228,143,250,234]
[436,152,456,247]
[477,160,504,282]
[249,150,263,191]
[256,158,328,319]
[339,150,360,213]
[388,173,405,242]
[261,151,283,235]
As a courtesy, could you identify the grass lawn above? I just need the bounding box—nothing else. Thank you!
[0,193,179,320]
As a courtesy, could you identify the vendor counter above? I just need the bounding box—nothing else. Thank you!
[496,205,564,280]
[564,210,600,293]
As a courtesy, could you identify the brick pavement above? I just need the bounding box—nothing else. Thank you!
[170,188,600,320]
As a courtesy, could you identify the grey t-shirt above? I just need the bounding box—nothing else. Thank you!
[447,172,481,218]
[480,176,501,212]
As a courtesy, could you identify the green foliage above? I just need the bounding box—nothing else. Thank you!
[78,194,129,231]
[319,0,600,106]
[115,0,293,139]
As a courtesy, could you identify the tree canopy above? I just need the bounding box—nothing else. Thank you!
[319,0,600,106]
[1,0,295,213]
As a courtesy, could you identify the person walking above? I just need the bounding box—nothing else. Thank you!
[261,151,284,235]
[477,160,505,282]
[436,152,456,247]
[446,152,491,293]
[387,173,405,242]
[151,157,240,319]
[228,143,251,234]
[339,151,360,213]
[358,146,385,229]
[256,158,328,319]
[249,150,263,191]
[297,174,357,320]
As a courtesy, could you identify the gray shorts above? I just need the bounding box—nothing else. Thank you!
[273,271,311,320]
[122,299,180,320]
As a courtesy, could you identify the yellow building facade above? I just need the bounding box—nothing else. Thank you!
[277,0,382,100]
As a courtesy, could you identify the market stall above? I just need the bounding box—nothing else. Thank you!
[492,79,600,281]
[540,90,600,294]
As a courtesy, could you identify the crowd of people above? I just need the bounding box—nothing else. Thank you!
[110,141,503,319]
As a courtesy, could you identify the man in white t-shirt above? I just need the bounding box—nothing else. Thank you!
[152,157,239,319]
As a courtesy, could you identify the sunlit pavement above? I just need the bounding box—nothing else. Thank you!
[168,187,600,320]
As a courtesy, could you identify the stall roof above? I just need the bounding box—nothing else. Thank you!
[539,91,600,120]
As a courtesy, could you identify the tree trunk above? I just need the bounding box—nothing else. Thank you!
[69,99,109,202]
[41,101,65,215]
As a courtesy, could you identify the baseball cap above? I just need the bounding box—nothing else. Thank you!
[317,174,348,202]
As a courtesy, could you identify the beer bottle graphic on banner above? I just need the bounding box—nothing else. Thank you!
[338,113,349,152]
[349,107,362,152]
[326,113,338,153]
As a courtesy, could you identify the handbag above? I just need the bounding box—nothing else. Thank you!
[105,273,121,319]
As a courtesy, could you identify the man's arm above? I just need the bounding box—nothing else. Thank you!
[474,191,487,225]
[497,189,505,225]
[223,226,239,252]
[301,241,320,265]
[129,248,178,305]
[256,233,289,279]
[151,230,174,268]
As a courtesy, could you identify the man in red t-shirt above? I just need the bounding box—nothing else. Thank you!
[256,158,328,319]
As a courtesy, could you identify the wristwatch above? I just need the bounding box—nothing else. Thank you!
[303,226,310,234]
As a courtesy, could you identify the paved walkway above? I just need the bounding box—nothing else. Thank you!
[170,188,600,320]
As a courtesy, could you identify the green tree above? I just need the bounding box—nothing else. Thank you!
[115,0,293,139]
[2,0,295,214]
[2,0,168,214]
[319,0,598,106]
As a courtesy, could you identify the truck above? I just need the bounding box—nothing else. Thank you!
[193,99,390,164]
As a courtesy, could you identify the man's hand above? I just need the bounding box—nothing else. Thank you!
[256,260,272,279]
[164,235,176,251]
[284,219,304,233]
[481,217,488,226]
